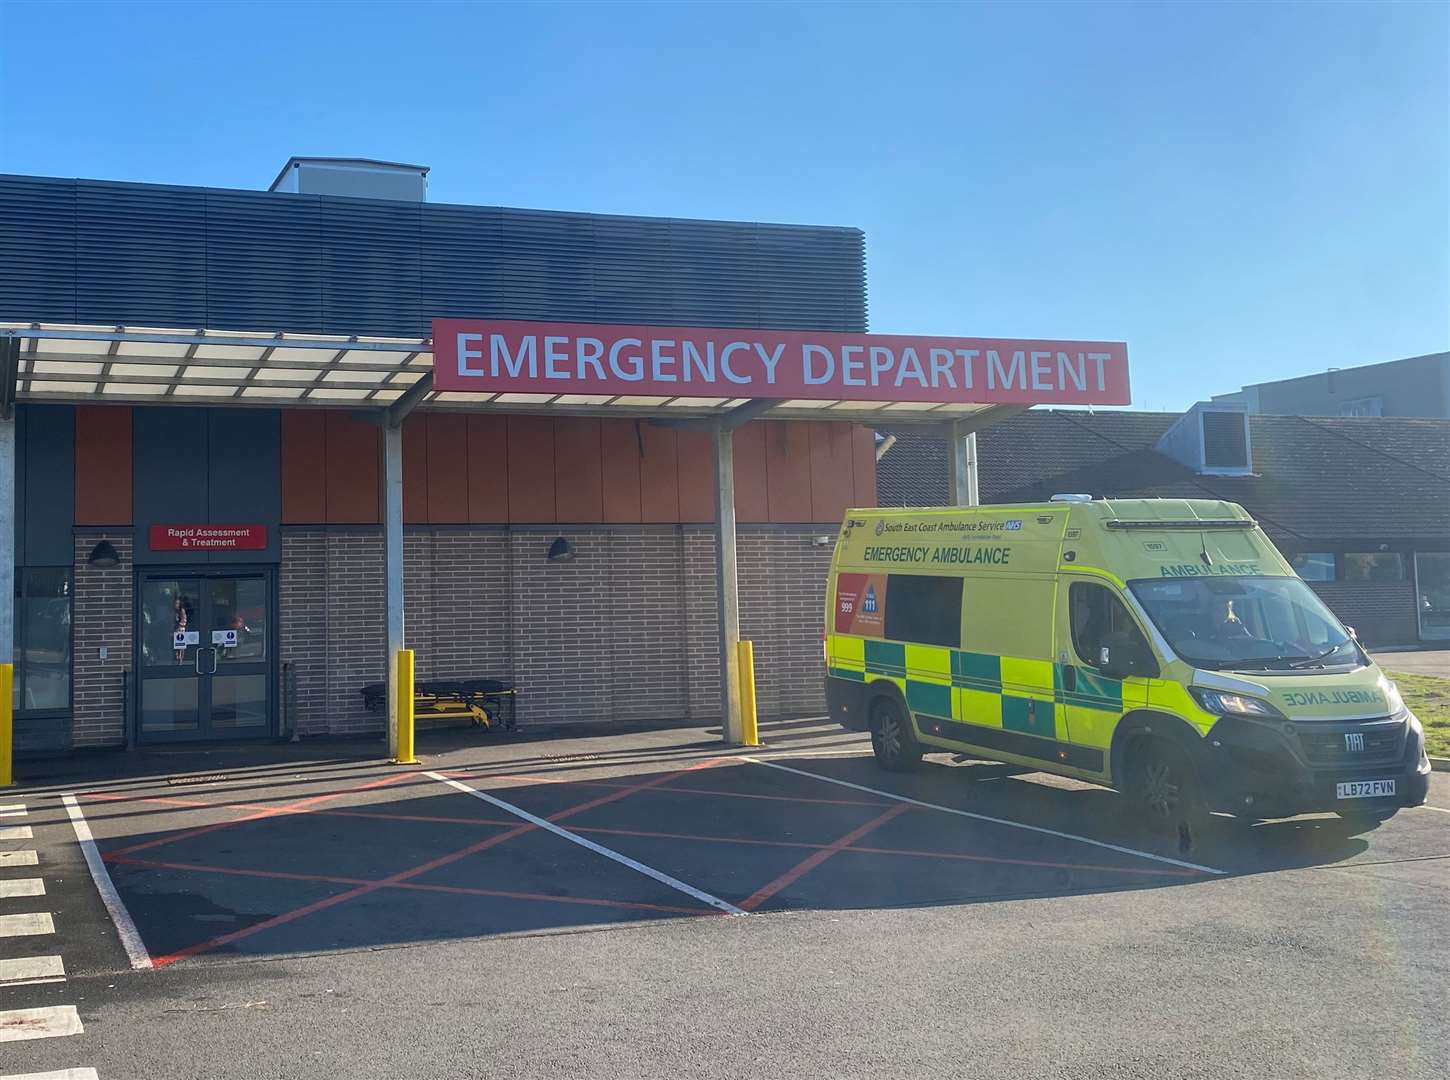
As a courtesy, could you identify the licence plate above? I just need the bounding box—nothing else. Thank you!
[1336,779,1396,800]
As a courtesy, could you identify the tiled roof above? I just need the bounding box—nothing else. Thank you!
[877,411,1450,544]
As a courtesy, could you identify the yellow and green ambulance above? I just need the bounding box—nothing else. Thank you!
[824,498,1431,835]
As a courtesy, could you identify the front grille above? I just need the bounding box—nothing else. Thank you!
[1295,719,1404,767]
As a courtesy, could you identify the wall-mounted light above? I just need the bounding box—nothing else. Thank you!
[87,540,120,569]
[811,535,834,547]
[546,536,575,563]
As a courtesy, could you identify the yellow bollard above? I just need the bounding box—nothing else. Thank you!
[0,663,11,787]
[394,649,418,765]
[737,640,760,747]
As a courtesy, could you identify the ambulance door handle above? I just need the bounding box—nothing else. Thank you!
[1063,666,1077,692]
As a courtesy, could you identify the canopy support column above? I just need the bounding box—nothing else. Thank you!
[948,422,979,507]
[714,423,743,745]
[383,420,405,761]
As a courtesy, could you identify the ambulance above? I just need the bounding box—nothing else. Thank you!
[824,498,1431,838]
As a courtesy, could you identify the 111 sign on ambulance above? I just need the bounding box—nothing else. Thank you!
[433,319,1130,405]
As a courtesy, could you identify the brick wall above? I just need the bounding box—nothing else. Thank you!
[271,524,833,734]
[72,530,132,747]
[1309,579,1421,647]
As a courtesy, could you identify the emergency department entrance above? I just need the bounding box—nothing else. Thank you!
[136,568,277,742]
[0,162,1132,764]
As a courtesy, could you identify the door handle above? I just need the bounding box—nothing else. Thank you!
[195,647,218,676]
[1063,666,1077,692]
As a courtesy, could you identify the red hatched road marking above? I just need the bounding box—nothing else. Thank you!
[737,803,912,912]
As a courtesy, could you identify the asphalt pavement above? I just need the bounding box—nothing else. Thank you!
[2,718,1446,1080]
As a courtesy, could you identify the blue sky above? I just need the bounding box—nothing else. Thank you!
[1,0,1444,410]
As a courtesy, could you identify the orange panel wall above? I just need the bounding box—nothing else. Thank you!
[425,414,469,523]
[554,417,604,522]
[280,410,326,523]
[851,424,878,509]
[324,412,381,524]
[730,423,770,523]
[401,416,429,524]
[764,421,813,522]
[808,421,857,524]
[74,405,133,525]
[675,429,715,522]
[600,419,642,523]
[507,416,556,523]
[466,415,509,522]
[639,424,680,523]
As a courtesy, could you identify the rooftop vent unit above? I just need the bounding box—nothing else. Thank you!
[268,157,429,202]
[1155,402,1253,477]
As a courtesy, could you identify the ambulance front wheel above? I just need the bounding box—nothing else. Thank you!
[871,697,922,773]
[1126,737,1206,851]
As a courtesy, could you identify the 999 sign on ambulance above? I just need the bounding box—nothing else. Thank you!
[824,498,1431,840]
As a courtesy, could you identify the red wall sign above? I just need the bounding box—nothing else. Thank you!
[432,318,1130,405]
[149,525,268,551]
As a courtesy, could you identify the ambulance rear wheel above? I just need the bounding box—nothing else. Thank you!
[871,697,922,773]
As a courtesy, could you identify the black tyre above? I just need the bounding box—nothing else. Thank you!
[870,696,923,773]
[1127,738,1206,852]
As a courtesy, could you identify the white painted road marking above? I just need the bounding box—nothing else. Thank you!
[0,878,44,899]
[0,804,26,818]
[0,913,54,938]
[62,794,152,970]
[0,851,38,868]
[743,756,1225,876]
[0,1005,84,1042]
[1416,804,1450,815]
[0,826,34,841]
[0,1070,99,1080]
[425,771,748,916]
[0,955,65,987]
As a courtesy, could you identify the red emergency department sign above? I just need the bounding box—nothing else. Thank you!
[432,319,1130,405]
[149,525,268,551]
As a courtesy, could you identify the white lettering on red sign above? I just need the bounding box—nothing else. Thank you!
[433,319,1130,405]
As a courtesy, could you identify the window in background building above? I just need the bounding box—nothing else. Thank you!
[17,568,71,712]
[1414,552,1450,641]
[1343,552,1406,583]
[1290,553,1337,581]
[1339,396,1384,417]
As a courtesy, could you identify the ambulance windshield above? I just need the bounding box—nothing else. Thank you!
[1129,575,1362,672]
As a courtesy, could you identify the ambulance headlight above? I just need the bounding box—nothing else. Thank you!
[1378,676,1407,718]
[1190,688,1285,720]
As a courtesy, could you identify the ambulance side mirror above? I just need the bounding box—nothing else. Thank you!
[1100,631,1157,680]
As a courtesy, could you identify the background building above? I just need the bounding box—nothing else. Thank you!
[1213,352,1450,418]
[878,405,1450,648]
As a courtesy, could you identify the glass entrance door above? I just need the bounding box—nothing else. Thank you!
[137,570,274,741]
[1415,553,1450,642]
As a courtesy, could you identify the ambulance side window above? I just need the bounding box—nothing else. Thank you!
[1069,583,1149,671]
[884,574,963,648]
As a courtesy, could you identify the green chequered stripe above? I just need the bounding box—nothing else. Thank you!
[905,679,952,717]
[829,665,865,682]
[864,639,906,677]
[1053,664,1124,712]
[951,650,1002,693]
[1001,694,1056,738]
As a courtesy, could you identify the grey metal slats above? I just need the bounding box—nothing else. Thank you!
[0,175,77,322]
[76,180,208,326]
[206,191,324,334]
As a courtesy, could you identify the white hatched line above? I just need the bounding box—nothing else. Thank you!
[0,1070,99,1079]
[424,771,748,916]
[1416,804,1450,815]
[0,913,54,938]
[0,851,38,868]
[0,1005,84,1042]
[0,954,65,987]
[0,826,33,841]
[63,794,152,969]
[0,878,44,899]
[743,756,1225,876]
[0,804,26,818]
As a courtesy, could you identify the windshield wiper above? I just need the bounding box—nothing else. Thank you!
[1287,640,1352,669]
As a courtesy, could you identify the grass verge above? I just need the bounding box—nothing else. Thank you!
[1385,671,1450,758]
